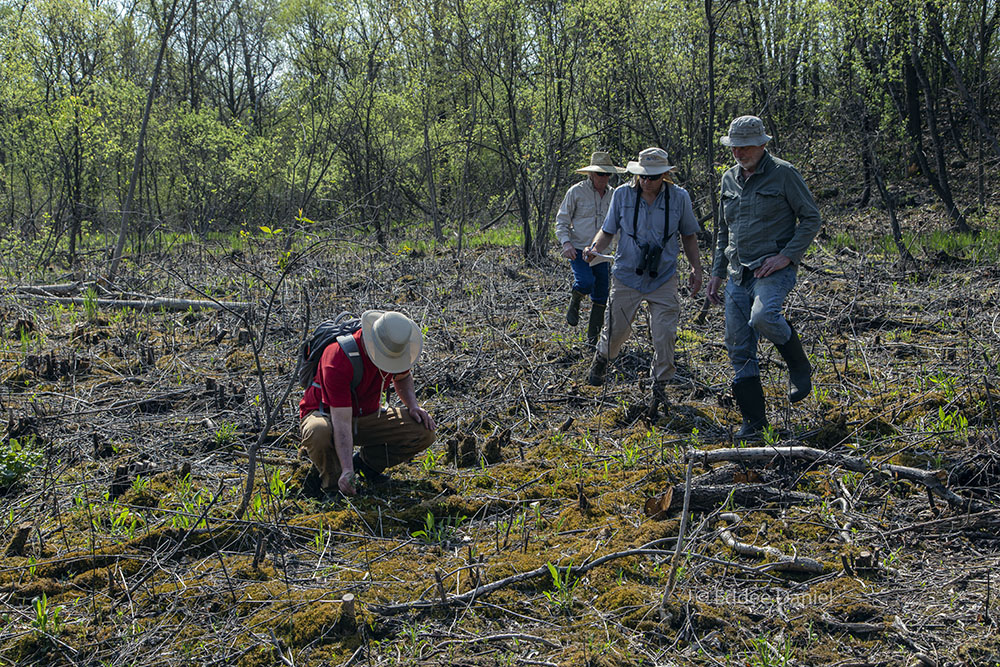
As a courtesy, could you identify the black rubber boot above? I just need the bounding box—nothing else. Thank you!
[732,376,767,441]
[566,290,585,326]
[775,324,812,403]
[586,303,606,346]
[647,380,670,420]
[587,353,608,386]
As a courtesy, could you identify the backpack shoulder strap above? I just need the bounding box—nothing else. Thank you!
[336,333,363,391]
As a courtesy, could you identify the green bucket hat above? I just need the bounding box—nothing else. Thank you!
[720,115,772,147]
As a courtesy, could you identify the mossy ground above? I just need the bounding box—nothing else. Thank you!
[1,209,999,665]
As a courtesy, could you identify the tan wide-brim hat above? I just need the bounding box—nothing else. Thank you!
[720,115,772,147]
[360,310,423,373]
[575,151,626,174]
[626,147,678,175]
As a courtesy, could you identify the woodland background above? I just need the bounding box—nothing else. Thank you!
[0,0,997,264]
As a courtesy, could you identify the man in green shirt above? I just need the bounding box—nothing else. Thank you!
[707,115,821,439]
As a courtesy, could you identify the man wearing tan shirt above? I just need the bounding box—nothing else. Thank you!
[555,152,624,345]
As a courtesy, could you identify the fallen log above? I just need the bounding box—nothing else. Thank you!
[645,463,819,517]
[689,444,993,514]
[12,282,83,296]
[16,293,249,312]
[646,483,819,516]
[816,613,884,636]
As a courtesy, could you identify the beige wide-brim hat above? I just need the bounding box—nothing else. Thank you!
[626,147,678,175]
[360,310,423,373]
[575,151,626,174]
[720,115,772,147]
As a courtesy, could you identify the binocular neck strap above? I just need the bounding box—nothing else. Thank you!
[630,183,672,246]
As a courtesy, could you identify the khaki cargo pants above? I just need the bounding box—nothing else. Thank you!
[596,274,681,382]
[299,407,435,489]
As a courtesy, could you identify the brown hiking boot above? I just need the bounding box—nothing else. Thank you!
[647,380,670,419]
[587,353,608,386]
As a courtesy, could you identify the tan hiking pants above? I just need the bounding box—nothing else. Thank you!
[596,274,680,382]
[299,407,435,489]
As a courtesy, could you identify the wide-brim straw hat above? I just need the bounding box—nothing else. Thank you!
[626,147,677,175]
[720,115,772,147]
[575,151,626,174]
[360,310,423,373]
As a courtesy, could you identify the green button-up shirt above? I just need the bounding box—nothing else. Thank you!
[711,151,821,280]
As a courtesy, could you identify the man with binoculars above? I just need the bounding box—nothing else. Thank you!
[583,147,703,416]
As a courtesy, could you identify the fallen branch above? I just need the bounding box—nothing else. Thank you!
[127,479,226,597]
[436,633,561,649]
[12,282,84,296]
[883,508,1000,536]
[647,482,819,515]
[816,613,884,636]
[690,445,994,514]
[661,454,694,613]
[716,512,828,574]
[370,540,677,616]
[16,293,249,312]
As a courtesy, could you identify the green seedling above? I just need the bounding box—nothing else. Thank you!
[214,421,238,447]
[543,561,577,615]
[412,511,466,544]
[83,286,99,322]
[268,469,287,502]
[747,631,792,666]
[31,593,64,637]
[621,442,642,468]
[314,522,328,552]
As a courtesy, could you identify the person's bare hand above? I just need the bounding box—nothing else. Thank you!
[753,254,791,278]
[561,242,577,260]
[688,269,702,298]
[338,469,357,496]
[409,406,436,431]
[707,276,724,305]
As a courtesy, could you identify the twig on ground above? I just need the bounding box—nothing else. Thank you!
[661,453,694,614]
[716,512,827,574]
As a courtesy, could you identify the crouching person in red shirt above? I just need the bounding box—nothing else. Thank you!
[299,310,436,496]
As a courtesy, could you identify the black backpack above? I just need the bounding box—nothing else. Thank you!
[296,312,363,394]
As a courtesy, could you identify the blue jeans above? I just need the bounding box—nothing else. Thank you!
[724,265,797,381]
[570,250,609,305]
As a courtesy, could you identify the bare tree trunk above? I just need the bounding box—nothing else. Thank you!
[976,0,997,210]
[908,33,971,233]
[108,0,187,284]
[423,111,444,242]
[697,0,736,323]
[865,138,916,271]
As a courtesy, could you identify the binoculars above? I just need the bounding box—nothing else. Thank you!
[635,244,663,277]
